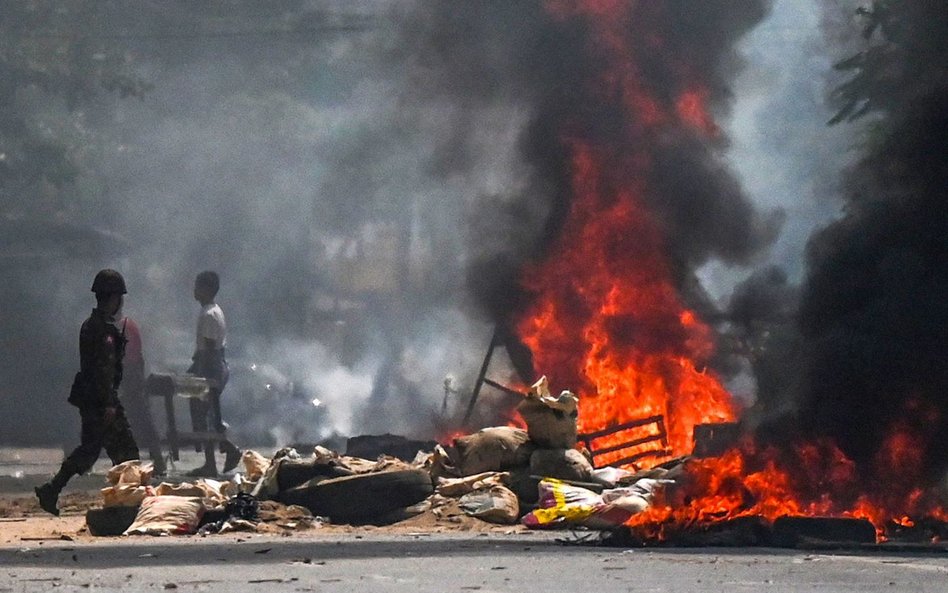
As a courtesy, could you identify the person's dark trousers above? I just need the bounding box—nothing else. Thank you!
[51,405,140,491]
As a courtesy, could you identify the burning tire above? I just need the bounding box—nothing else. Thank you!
[276,469,433,522]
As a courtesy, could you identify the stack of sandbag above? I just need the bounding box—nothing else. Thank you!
[518,376,594,483]
[100,460,155,508]
[122,477,240,536]
[87,469,211,536]
[86,459,321,537]
[425,376,684,529]
[435,377,593,486]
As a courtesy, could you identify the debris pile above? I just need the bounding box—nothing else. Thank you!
[85,459,318,536]
[83,377,686,536]
[427,377,675,529]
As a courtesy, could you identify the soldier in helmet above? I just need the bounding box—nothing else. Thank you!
[35,269,141,515]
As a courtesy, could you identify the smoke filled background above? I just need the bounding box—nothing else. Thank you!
[798,0,948,479]
[2,0,942,477]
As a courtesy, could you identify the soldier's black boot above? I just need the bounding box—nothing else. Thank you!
[34,468,70,516]
[34,483,60,516]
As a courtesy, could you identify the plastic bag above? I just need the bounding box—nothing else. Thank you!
[521,479,602,528]
[602,478,675,502]
[576,479,674,529]
[589,467,634,488]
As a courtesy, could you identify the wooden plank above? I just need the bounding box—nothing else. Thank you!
[588,434,666,458]
[578,415,666,441]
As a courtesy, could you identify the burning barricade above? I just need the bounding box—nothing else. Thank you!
[81,374,948,546]
[82,376,680,536]
[427,377,677,530]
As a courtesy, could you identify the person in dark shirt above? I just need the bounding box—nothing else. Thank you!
[35,269,140,516]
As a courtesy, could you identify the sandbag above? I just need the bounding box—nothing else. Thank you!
[436,472,509,497]
[107,460,152,486]
[454,427,534,476]
[458,485,519,524]
[101,460,154,507]
[516,376,578,449]
[101,484,153,508]
[155,479,235,507]
[529,448,593,482]
[124,496,205,536]
[241,449,271,481]
[429,444,461,481]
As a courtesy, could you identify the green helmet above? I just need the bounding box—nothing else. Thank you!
[91,269,127,295]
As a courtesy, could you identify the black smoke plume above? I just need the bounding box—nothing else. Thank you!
[394,1,779,324]
[800,1,948,479]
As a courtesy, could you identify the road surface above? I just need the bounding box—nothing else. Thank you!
[3,533,948,592]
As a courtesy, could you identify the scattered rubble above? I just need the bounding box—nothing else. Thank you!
[73,375,672,537]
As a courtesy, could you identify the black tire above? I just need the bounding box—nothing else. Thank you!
[276,469,432,522]
[276,459,353,492]
[85,506,140,536]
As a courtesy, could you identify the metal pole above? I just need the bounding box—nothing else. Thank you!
[462,326,500,425]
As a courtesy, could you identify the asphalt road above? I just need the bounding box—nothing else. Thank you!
[3,533,948,593]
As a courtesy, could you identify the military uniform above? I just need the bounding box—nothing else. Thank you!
[61,309,140,477]
[36,270,139,515]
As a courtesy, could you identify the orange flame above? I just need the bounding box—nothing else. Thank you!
[626,440,948,542]
[518,2,736,466]
[511,1,948,542]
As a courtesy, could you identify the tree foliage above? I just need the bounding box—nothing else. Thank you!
[829,0,948,125]
[0,1,149,217]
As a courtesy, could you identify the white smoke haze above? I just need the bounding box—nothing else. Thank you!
[52,2,531,446]
[702,0,855,304]
[1,0,861,446]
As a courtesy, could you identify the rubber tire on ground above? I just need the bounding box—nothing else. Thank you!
[276,469,433,522]
[276,458,353,492]
[85,505,140,536]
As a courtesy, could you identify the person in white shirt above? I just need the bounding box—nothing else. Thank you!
[187,270,239,477]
